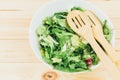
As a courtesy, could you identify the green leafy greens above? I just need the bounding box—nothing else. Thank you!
[36,7,112,72]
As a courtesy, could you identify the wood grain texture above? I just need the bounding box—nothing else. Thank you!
[0,0,120,80]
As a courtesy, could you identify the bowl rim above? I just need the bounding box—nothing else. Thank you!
[29,0,115,74]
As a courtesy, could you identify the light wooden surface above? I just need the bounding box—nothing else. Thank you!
[0,0,120,80]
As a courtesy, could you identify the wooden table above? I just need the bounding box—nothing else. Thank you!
[0,0,120,80]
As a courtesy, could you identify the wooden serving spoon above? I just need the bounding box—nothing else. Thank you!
[84,10,120,68]
[67,10,120,80]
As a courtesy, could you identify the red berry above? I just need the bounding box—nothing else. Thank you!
[86,58,92,65]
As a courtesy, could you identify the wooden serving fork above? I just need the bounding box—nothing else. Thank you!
[67,10,120,79]
[84,10,120,67]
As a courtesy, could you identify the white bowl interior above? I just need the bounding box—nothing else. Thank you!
[29,0,114,73]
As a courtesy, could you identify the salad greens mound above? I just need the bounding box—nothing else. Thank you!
[36,7,112,72]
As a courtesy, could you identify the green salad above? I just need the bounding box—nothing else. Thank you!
[36,7,112,72]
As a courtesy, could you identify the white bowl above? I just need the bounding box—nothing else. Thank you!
[29,0,115,73]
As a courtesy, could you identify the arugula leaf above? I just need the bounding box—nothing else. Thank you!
[71,6,85,11]
[91,53,100,65]
[103,20,112,42]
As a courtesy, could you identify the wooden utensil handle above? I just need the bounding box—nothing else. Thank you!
[99,36,120,65]
[88,38,120,79]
